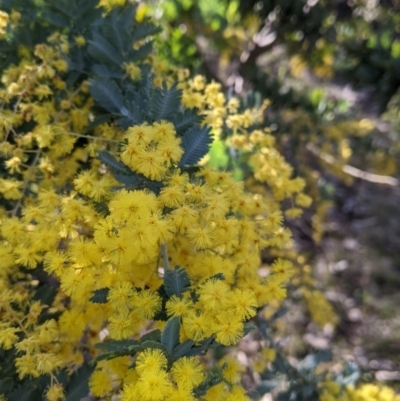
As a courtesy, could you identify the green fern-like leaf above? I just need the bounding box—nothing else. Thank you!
[143,179,163,194]
[124,100,147,125]
[93,339,141,363]
[153,285,169,321]
[150,82,182,120]
[129,41,153,62]
[185,336,217,357]
[132,23,162,42]
[89,288,109,304]
[103,14,130,55]
[193,369,224,397]
[75,2,103,29]
[42,10,70,28]
[93,347,142,363]
[66,48,86,74]
[171,339,195,361]
[113,173,139,187]
[95,339,140,353]
[32,285,57,306]
[89,78,125,114]
[140,341,170,358]
[299,350,333,371]
[0,377,14,397]
[98,150,130,175]
[47,1,74,19]
[83,114,112,134]
[88,33,122,66]
[243,322,257,336]
[140,329,161,343]
[179,126,213,167]
[92,64,124,79]
[172,108,204,135]
[0,349,16,378]
[65,364,94,401]
[161,316,180,351]
[164,266,191,297]
[75,0,100,19]
[8,382,35,401]
[206,273,225,282]
[137,74,153,103]
[118,4,138,31]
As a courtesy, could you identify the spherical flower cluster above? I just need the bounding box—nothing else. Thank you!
[120,122,183,181]
[118,350,204,401]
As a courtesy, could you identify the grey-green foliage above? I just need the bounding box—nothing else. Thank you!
[8,382,35,401]
[89,287,109,303]
[173,108,204,135]
[64,365,95,401]
[97,150,131,176]
[171,336,220,360]
[179,125,213,167]
[336,362,360,386]
[89,75,213,170]
[92,338,169,365]
[184,336,219,357]
[140,329,161,343]
[91,332,224,396]
[97,148,162,193]
[150,82,182,120]
[193,367,225,398]
[93,341,141,363]
[88,78,125,114]
[171,339,195,360]
[93,333,219,369]
[32,285,58,307]
[164,266,191,297]
[248,313,335,401]
[0,377,13,395]
[44,0,102,32]
[161,316,180,351]
[95,339,140,354]
[80,5,213,171]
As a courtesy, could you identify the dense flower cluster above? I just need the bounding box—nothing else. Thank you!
[0,3,302,399]
[0,110,295,393]
[321,381,400,401]
[0,2,398,401]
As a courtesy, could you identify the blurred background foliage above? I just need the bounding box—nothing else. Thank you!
[147,0,400,392]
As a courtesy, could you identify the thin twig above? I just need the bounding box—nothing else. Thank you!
[10,149,42,216]
[161,243,170,271]
[52,130,120,143]
[307,143,399,186]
